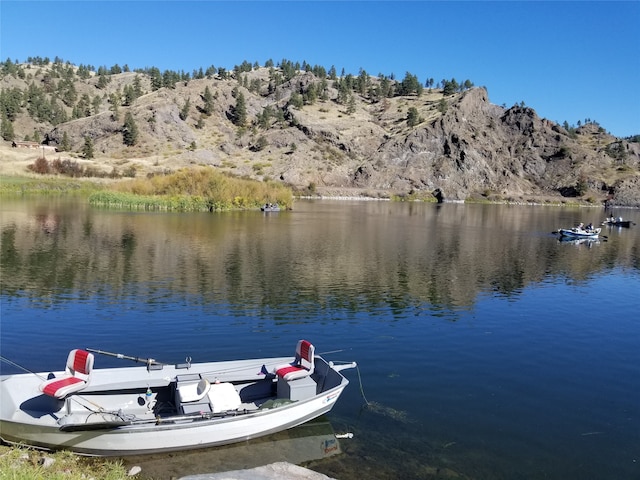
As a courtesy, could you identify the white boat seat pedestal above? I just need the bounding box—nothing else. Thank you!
[277,375,317,402]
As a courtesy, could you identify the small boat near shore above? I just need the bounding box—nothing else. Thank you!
[261,203,281,212]
[0,340,356,456]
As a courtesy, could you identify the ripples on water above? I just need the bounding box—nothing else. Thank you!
[1,199,639,479]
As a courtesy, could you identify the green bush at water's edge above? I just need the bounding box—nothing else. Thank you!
[90,168,292,211]
[1,167,293,211]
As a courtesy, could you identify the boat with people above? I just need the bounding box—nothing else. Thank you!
[602,216,634,228]
[261,203,280,212]
[557,223,601,239]
[0,340,356,456]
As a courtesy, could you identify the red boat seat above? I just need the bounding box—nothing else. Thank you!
[275,340,315,381]
[40,349,94,399]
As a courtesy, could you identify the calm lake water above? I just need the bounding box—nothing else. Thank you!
[1,198,639,480]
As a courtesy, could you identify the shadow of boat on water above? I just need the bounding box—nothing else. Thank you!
[121,416,341,479]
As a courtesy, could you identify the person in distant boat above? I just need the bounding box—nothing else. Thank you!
[586,223,593,230]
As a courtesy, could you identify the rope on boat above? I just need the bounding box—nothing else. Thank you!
[330,359,369,406]
[0,355,48,380]
[354,364,370,406]
[71,394,108,414]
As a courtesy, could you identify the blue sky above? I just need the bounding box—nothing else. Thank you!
[1,1,639,137]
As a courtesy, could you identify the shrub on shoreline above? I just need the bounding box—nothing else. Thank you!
[90,167,292,211]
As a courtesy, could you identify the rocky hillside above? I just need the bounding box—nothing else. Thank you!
[2,61,639,205]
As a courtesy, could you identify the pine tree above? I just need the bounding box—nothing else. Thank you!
[92,95,101,115]
[179,98,191,121]
[109,93,121,121]
[82,136,94,159]
[407,107,420,127]
[149,67,163,91]
[0,87,23,121]
[123,85,135,106]
[442,78,459,96]
[202,86,214,116]
[1,114,14,141]
[233,91,247,126]
[60,131,71,151]
[133,75,144,98]
[122,111,139,146]
[97,73,110,89]
[346,94,356,114]
[289,92,303,110]
[305,83,317,105]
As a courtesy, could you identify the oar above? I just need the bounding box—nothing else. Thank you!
[86,348,165,366]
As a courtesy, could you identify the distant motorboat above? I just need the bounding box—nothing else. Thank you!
[602,216,634,228]
[261,203,281,212]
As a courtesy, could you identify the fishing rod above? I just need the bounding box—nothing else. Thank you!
[318,348,346,355]
[86,348,166,366]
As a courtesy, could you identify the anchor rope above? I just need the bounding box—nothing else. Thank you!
[354,364,370,406]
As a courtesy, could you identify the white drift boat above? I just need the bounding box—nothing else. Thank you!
[0,340,356,456]
[557,225,601,239]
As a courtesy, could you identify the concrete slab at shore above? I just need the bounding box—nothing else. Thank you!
[178,462,336,480]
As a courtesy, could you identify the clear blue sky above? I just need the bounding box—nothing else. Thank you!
[1,1,639,137]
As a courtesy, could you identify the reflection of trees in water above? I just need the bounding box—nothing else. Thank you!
[2,202,639,311]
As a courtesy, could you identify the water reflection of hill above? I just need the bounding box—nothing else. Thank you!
[1,199,638,310]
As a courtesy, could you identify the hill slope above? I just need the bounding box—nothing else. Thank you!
[2,62,639,205]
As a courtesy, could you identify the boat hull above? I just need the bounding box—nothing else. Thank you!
[603,220,632,228]
[0,355,352,456]
[0,388,344,455]
[558,228,600,239]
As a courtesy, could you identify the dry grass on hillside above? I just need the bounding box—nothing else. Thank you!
[0,143,197,180]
